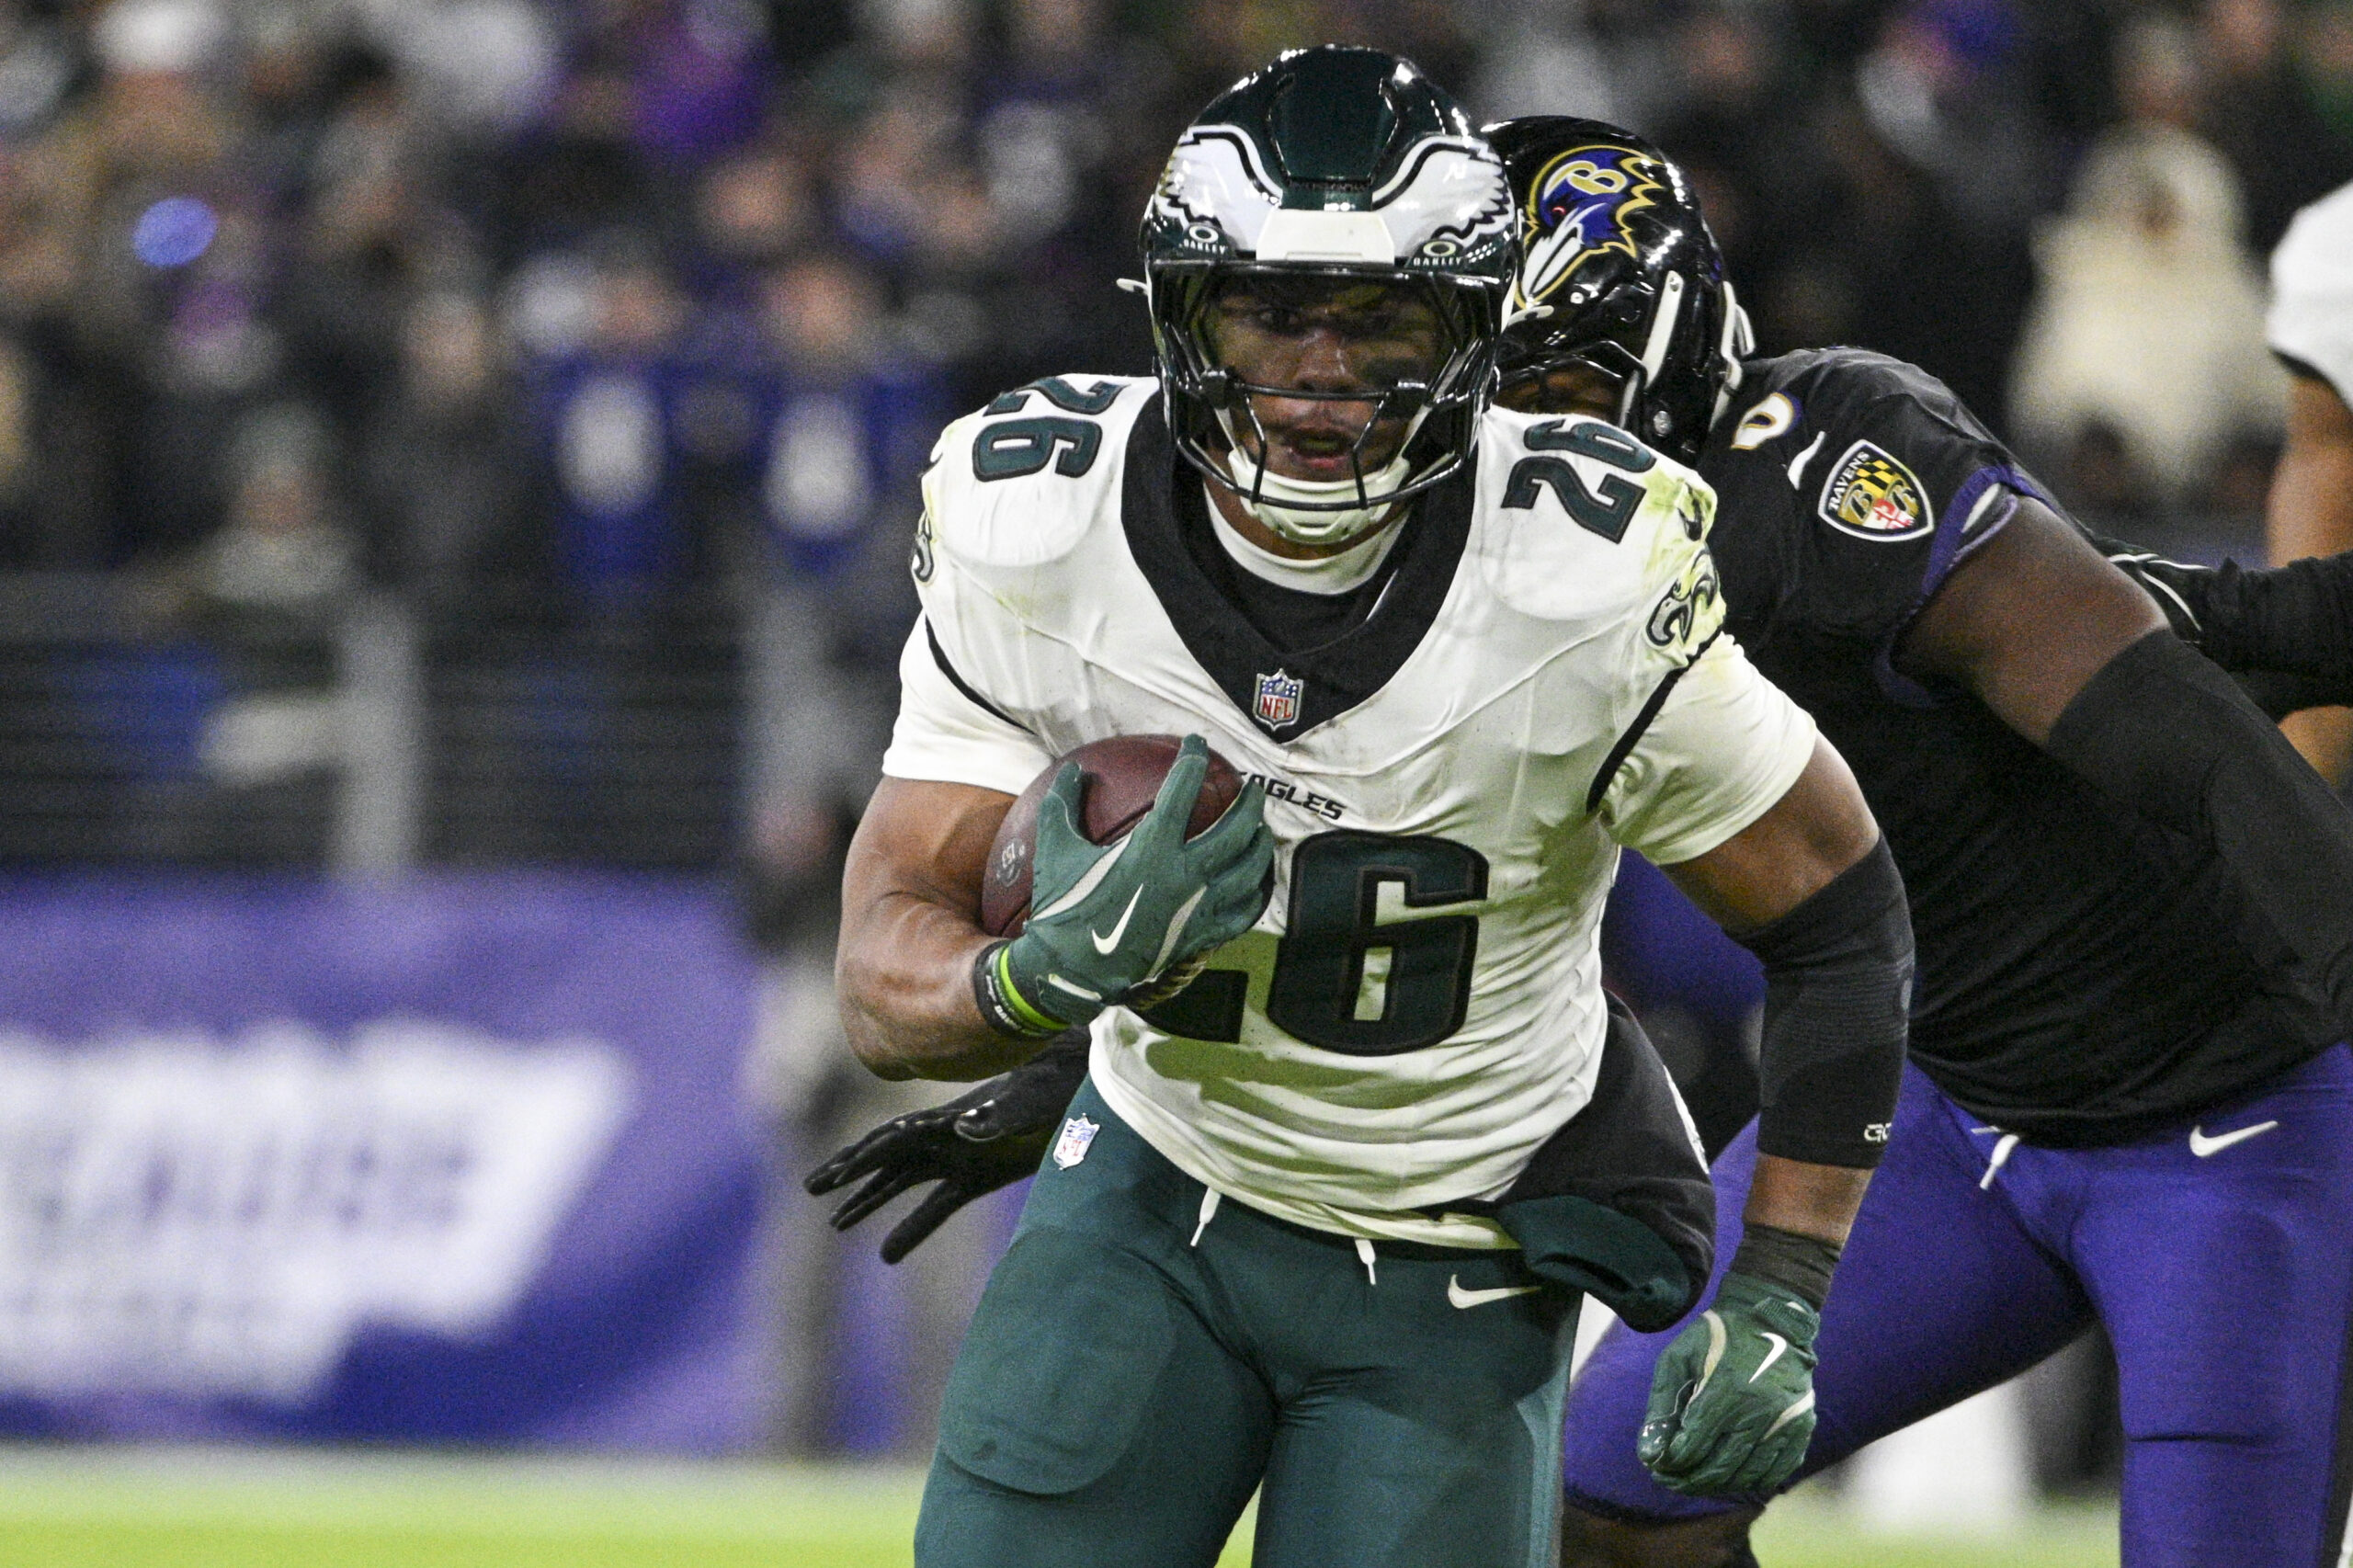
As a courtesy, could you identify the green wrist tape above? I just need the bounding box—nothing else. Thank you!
[972,941,1069,1040]
[995,946,1072,1033]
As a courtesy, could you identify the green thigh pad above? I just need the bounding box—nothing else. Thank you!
[919,1083,1580,1568]
[917,1089,1273,1567]
[936,1224,1176,1494]
[1240,1238,1579,1568]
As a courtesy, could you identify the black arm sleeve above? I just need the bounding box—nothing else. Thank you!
[1732,835,1912,1168]
[2046,631,2353,1028]
[2109,551,2353,708]
[2233,668,2347,722]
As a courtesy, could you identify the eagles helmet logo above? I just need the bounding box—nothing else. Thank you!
[1509,144,1665,318]
[1817,440,1933,540]
[1137,50,1515,542]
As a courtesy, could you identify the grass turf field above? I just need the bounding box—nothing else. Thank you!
[0,1445,2120,1568]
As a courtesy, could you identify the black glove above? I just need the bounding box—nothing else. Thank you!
[2106,546,2353,714]
[802,1033,1090,1263]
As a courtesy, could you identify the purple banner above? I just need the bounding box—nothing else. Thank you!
[0,872,763,1453]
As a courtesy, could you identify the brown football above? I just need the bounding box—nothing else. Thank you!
[978,735,1246,937]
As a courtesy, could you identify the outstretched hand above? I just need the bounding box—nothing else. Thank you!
[803,1034,1090,1262]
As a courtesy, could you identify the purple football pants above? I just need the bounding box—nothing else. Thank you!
[1563,1051,2353,1568]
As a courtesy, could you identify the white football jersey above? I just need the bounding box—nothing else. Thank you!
[884,376,1814,1247]
[2270,180,2353,405]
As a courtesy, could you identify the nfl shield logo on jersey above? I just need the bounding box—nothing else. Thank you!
[1051,1115,1099,1170]
[1254,669,1303,730]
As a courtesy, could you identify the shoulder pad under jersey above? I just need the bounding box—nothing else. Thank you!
[915,375,1158,579]
[1703,348,2047,649]
[1472,405,1722,661]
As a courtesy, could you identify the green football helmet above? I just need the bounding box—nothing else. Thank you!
[1141,46,1514,546]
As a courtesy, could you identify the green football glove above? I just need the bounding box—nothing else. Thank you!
[1637,1270,1821,1497]
[991,735,1273,1032]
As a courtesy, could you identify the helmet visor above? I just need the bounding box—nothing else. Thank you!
[1197,271,1452,483]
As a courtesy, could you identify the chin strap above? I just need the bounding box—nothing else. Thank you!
[1213,405,1430,549]
[1708,281,1754,432]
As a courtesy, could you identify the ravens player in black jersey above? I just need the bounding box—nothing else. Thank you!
[805,115,2353,1568]
[1484,117,2353,1568]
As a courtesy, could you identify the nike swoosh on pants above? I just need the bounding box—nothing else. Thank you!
[2188,1119,2279,1157]
[1446,1275,1542,1310]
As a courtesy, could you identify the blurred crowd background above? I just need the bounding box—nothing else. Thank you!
[1,0,2341,572]
[5,0,2346,861]
[0,0,2347,1470]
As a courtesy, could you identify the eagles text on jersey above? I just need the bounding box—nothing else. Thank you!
[884,375,1817,1245]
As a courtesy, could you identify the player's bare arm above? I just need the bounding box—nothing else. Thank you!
[1624,731,1908,1498]
[1896,496,2167,742]
[2268,373,2353,778]
[1903,496,2353,1027]
[1663,739,1875,930]
[836,776,1016,1081]
[840,746,1273,1084]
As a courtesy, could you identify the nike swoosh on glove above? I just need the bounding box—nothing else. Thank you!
[996,734,1274,1029]
[1637,1269,1821,1497]
[804,1034,1089,1262]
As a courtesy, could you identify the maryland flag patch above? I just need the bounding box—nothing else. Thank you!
[1817,440,1933,540]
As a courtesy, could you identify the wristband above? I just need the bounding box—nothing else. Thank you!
[1728,1223,1842,1312]
[972,940,1070,1040]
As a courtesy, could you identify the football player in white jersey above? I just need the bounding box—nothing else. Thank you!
[832,48,1912,1568]
[2265,181,2353,782]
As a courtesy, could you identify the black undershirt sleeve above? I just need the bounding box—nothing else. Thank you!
[2105,549,2353,710]
[2157,554,2353,688]
[2233,668,2348,722]
[1730,835,1913,1168]
[2045,631,2353,1031]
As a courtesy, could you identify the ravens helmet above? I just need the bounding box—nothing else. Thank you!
[1141,48,1514,546]
[1483,117,1752,464]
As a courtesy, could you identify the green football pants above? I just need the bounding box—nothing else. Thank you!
[914,1080,1578,1568]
